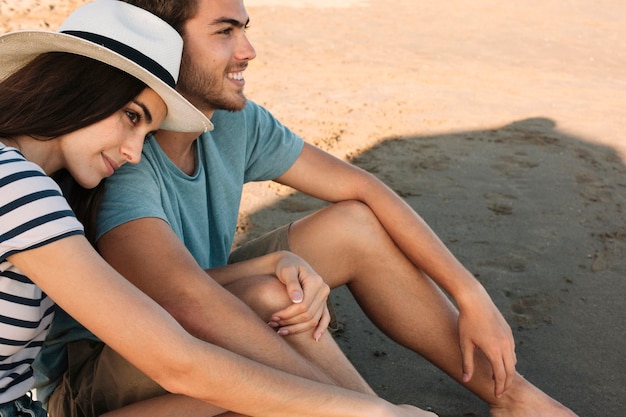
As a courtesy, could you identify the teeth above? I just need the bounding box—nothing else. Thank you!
[227,72,244,81]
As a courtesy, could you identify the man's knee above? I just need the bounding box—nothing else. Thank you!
[314,201,387,253]
[325,201,382,236]
[226,275,291,321]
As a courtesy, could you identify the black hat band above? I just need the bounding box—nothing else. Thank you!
[61,30,176,88]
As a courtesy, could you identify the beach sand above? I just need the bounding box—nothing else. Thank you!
[3,1,624,415]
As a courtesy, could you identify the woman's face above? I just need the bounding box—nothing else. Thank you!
[60,88,166,189]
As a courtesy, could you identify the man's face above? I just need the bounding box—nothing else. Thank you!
[177,0,256,113]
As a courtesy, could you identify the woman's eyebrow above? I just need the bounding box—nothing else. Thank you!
[132,99,153,124]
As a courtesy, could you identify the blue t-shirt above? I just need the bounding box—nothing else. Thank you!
[33,100,304,401]
[0,144,83,404]
[96,101,302,267]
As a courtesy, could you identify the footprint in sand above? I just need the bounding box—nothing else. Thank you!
[483,192,517,215]
[506,292,561,329]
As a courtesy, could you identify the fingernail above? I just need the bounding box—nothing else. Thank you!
[277,329,289,336]
[291,291,303,303]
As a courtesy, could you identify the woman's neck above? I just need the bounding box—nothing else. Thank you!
[0,137,24,156]
[0,135,62,175]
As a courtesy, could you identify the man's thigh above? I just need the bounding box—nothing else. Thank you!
[48,340,166,417]
[228,224,291,264]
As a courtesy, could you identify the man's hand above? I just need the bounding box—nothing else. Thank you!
[268,251,331,341]
[457,286,517,398]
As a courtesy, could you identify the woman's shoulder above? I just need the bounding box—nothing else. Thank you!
[1,144,53,191]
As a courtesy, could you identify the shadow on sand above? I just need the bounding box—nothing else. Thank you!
[237,117,626,417]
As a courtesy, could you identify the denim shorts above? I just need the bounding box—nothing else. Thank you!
[0,394,47,417]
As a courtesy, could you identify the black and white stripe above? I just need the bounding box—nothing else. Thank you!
[0,144,83,403]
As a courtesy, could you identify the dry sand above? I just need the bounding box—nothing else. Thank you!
[3,1,625,416]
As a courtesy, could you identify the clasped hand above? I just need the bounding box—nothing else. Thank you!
[267,251,331,341]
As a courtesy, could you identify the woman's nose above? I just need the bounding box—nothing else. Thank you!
[121,135,144,164]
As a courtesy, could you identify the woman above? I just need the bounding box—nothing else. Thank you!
[0,1,435,417]
[0,1,208,415]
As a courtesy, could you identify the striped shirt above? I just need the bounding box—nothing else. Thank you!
[0,143,83,404]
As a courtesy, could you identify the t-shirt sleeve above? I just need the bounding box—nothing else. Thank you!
[240,102,304,182]
[0,154,83,262]
[95,155,167,242]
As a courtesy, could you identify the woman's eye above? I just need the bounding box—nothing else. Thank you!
[126,110,141,125]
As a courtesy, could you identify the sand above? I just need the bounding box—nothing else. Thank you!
[3,1,624,416]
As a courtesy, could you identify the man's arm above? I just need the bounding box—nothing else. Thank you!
[275,143,516,393]
[97,217,330,376]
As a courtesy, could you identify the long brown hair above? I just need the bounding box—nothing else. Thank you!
[0,52,146,138]
[0,52,148,242]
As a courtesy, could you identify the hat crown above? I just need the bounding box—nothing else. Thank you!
[0,0,213,132]
[58,0,182,83]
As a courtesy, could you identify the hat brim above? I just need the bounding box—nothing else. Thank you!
[0,31,212,132]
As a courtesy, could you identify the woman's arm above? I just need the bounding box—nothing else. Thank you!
[10,234,436,417]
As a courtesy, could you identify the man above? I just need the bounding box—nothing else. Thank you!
[37,0,577,416]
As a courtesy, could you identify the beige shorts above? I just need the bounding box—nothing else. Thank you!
[48,340,163,417]
[49,224,337,417]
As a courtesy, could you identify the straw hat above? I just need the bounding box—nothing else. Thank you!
[0,0,213,132]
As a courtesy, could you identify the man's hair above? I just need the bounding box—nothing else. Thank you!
[121,0,200,34]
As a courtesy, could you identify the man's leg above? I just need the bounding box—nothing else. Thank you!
[226,224,375,395]
[286,200,576,416]
[223,274,374,395]
[48,340,240,417]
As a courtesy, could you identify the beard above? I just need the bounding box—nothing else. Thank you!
[177,53,247,113]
